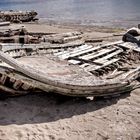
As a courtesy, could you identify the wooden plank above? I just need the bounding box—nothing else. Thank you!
[22,83,32,90]
[0,22,10,26]
[0,49,129,96]
[80,63,90,68]
[70,48,118,65]
[60,45,105,59]
[85,38,103,43]
[84,58,120,72]
[0,84,28,96]
[119,42,140,52]
[79,48,117,60]
[80,49,122,68]
[68,59,80,64]
[57,44,92,57]
[13,80,23,89]
[63,35,82,43]
[55,44,90,56]
[60,41,123,60]
[10,77,16,83]
[94,49,123,63]
[0,74,7,84]
[68,57,103,66]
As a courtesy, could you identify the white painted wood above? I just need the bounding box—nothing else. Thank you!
[60,45,104,59]
[79,48,117,60]
[85,58,120,71]
[55,44,89,56]
[94,49,123,63]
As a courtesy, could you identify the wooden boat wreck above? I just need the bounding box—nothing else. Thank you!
[0,26,41,44]
[0,38,140,97]
[0,10,38,23]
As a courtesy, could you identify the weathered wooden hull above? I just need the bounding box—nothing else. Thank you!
[0,53,134,97]
[0,40,140,97]
[0,65,42,96]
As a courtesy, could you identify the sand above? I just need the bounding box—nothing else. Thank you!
[0,23,139,140]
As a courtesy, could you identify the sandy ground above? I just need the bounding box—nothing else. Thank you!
[0,90,139,140]
[0,23,139,140]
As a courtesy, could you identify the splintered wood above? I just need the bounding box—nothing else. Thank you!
[0,40,140,97]
[55,42,125,76]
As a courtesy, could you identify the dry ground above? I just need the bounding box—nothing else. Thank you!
[0,90,139,140]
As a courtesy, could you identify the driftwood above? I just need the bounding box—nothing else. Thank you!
[85,38,103,43]
[44,32,83,44]
[0,10,38,23]
[0,35,40,44]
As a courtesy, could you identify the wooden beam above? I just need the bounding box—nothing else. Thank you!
[85,58,120,72]
[70,48,118,65]
[94,49,123,63]
[59,41,123,59]
[58,44,93,59]
[68,57,103,66]
[55,44,90,56]
[79,48,117,60]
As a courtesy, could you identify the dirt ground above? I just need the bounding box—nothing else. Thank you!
[0,90,139,140]
[0,23,139,140]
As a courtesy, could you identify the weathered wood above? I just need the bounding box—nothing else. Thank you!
[94,48,123,63]
[68,59,80,64]
[59,41,123,59]
[0,84,29,96]
[0,74,7,84]
[63,35,82,43]
[0,10,38,23]
[0,39,139,97]
[47,32,82,38]
[0,51,129,92]
[22,83,32,91]
[0,22,10,26]
[60,45,104,59]
[45,31,82,44]
[85,38,103,43]
[55,44,90,56]
[85,58,120,72]
[10,77,16,83]
[118,42,140,52]
[79,48,117,60]
[68,57,103,66]
[13,80,23,89]
[1,41,85,53]
[68,48,119,65]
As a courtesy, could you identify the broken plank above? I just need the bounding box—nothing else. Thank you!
[79,48,117,61]
[118,42,140,52]
[60,41,123,60]
[22,83,32,90]
[70,48,117,65]
[0,22,10,26]
[85,58,120,72]
[68,59,80,64]
[0,74,7,84]
[85,38,103,43]
[13,80,23,89]
[94,48,123,63]
[60,45,106,59]
[68,57,103,65]
[55,44,90,56]
[57,44,92,57]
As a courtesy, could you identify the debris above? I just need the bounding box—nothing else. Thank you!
[0,10,38,23]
